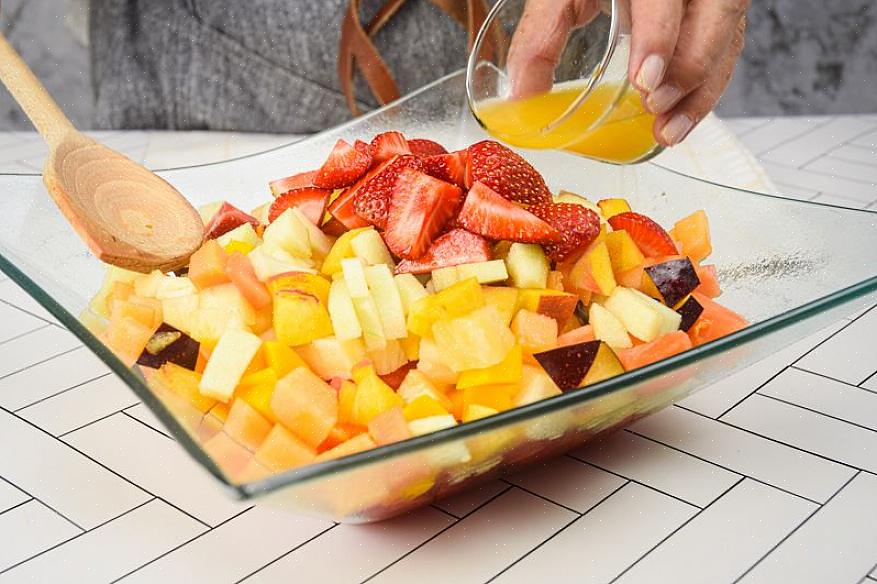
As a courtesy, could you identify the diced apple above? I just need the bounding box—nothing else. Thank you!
[589,303,633,349]
[160,294,199,334]
[271,367,338,447]
[321,227,373,276]
[200,329,262,402]
[554,191,603,219]
[457,260,509,285]
[506,243,549,289]
[263,208,311,258]
[296,336,366,379]
[628,287,682,335]
[328,279,362,340]
[463,404,499,422]
[350,229,395,268]
[430,266,459,292]
[394,273,429,314]
[603,286,663,343]
[198,201,224,225]
[364,265,407,339]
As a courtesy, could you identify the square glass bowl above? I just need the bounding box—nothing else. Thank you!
[1,71,876,523]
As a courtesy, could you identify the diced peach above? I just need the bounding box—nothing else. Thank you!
[270,367,338,448]
[320,423,366,451]
[226,252,271,310]
[351,365,403,426]
[569,240,616,296]
[616,264,644,289]
[695,264,722,298]
[671,210,712,263]
[617,331,693,371]
[314,433,377,463]
[456,345,523,389]
[556,325,596,347]
[688,292,748,347]
[606,230,645,276]
[337,380,358,425]
[188,240,230,290]
[255,425,317,472]
[368,406,412,445]
[462,384,515,412]
[403,394,451,421]
[547,271,564,291]
[224,398,273,451]
[511,309,558,354]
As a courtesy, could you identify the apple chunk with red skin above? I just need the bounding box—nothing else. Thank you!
[534,340,625,391]
[643,258,701,308]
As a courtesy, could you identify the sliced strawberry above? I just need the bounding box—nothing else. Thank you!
[608,212,678,258]
[269,170,317,197]
[457,182,560,244]
[408,138,448,157]
[528,202,602,262]
[466,140,552,205]
[384,168,464,259]
[321,217,350,237]
[395,229,491,274]
[326,184,371,231]
[421,150,467,187]
[268,187,332,225]
[204,202,260,240]
[313,139,372,189]
[370,131,412,165]
[353,155,424,229]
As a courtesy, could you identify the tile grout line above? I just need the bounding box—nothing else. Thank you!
[797,124,877,169]
[0,496,34,519]
[55,406,142,439]
[232,523,341,584]
[0,323,52,347]
[120,408,173,441]
[788,365,877,395]
[0,297,58,327]
[754,392,877,435]
[0,345,84,382]
[12,372,114,413]
[499,479,591,516]
[750,117,835,157]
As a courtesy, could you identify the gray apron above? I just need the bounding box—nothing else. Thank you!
[89,0,470,132]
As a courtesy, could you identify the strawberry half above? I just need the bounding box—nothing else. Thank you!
[466,140,552,205]
[353,155,424,229]
[269,170,317,197]
[608,212,678,257]
[421,151,467,187]
[457,182,560,244]
[395,229,491,274]
[268,187,332,225]
[327,181,371,232]
[204,202,260,240]
[408,138,448,157]
[384,168,464,259]
[370,131,412,165]
[321,217,350,237]
[313,139,372,189]
[528,202,602,262]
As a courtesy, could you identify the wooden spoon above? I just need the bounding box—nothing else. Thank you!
[0,33,204,273]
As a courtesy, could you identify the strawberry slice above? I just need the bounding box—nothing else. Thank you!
[327,184,371,231]
[321,217,350,237]
[268,187,332,225]
[269,170,317,197]
[313,139,372,189]
[353,155,424,229]
[528,202,602,262]
[395,229,491,274]
[466,140,552,205]
[421,150,467,187]
[370,131,412,165]
[408,138,448,157]
[204,202,260,240]
[384,168,464,259]
[457,182,560,244]
[608,212,678,257]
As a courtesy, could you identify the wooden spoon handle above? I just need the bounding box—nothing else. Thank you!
[0,33,75,146]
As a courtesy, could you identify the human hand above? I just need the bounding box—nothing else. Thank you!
[506,0,750,146]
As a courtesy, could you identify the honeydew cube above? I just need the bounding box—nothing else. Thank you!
[341,258,370,298]
[430,267,459,292]
[262,208,311,258]
[248,244,316,282]
[328,279,362,340]
[394,273,429,314]
[255,424,316,472]
[290,207,334,260]
[200,329,262,402]
[589,303,633,349]
[507,243,549,289]
[367,339,408,376]
[351,229,395,268]
[364,264,407,339]
[224,398,272,451]
[216,222,261,250]
[270,367,338,448]
[200,283,256,327]
[456,260,509,285]
[603,286,663,342]
[296,337,367,380]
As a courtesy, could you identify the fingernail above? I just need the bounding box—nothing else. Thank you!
[661,114,694,145]
[647,85,683,114]
[636,55,665,93]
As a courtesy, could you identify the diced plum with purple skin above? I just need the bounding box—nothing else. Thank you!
[644,258,701,308]
[676,295,705,332]
[137,323,200,370]
[534,341,602,391]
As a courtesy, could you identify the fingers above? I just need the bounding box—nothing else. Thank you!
[628,0,684,93]
[506,0,599,98]
[646,0,750,116]
[653,15,747,146]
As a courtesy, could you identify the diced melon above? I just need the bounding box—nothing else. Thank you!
[200,329,262,402]
[296,337,367,379]
[314,433,377,463]
[617,331,693,370]
[254,425,316,472]
[368,407,412,445]
[364,264,407,339]
[225,253,271,310]
[263,208,311,258]
[430,266,459,292]
[224,398,273,451]
[506,243,549,289]
[188,240,230,290]
[341,257,370,298]
[89,266,141,317]
[235,372,278,423]
[394,273,429,314]
[152,363,217,413]
[100,316,156,367]
[271,367,338,447]
[589,303,633,349]
[352,295,386,351]
[155,275,198,300]
[321,227,372,276]
[456,260,509,285]
[160,294,200,334]
[351,229,395,268]
[511,309,558,354]
[671,210,712,263]
[688,292,748,347]
[134,270,165,298]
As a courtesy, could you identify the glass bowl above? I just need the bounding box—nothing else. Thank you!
[1,71,876,523]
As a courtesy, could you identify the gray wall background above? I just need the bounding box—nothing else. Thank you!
[1,0,875,131]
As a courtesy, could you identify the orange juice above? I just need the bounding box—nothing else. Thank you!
[475,84,658,164]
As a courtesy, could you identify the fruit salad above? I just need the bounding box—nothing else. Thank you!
[84,132,748,480]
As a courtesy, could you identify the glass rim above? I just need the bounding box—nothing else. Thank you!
[2,69,876,502]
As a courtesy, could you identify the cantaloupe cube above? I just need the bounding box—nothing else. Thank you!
[224,398,273,451]
[617,331,693,370]
[350,365,403,426]
[557,324,596,347]
[270,367,338,447]
[314,433,377,462]
[320,423,367,452]
[225,252,271,310]
[254,425,316,472]
[153,363,217,413]
[403,394,451,421]
[368,406,412,445]
[457,345,523,389]
[101,315,157,367]
[695,264,722,298]
[200,329,263,402]
[671,210,712,263]
[89,266,141,317]
[687,292,748,347]
[203,431,252,477]
[189,240,230,290]
[296,337,367,379]
[511,310,558,354]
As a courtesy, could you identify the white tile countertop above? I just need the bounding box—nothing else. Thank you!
[0,115,876,584]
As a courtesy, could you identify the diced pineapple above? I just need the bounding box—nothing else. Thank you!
[406,278,485,338]
[481,287,519,326]
[161,294,199,334]
[200,329,263,402]
[506,243,549,289]
[351,229,395,268]
[416,337,459,385]
[431,305,516,372]
[328,279,362,341]
[341,257,370,298]
[364,265,407,339]
[262,208,311,258]
[248,244,316,282]
[353,295,387,351]
[200,283,257,327]
[394,273,429,314]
